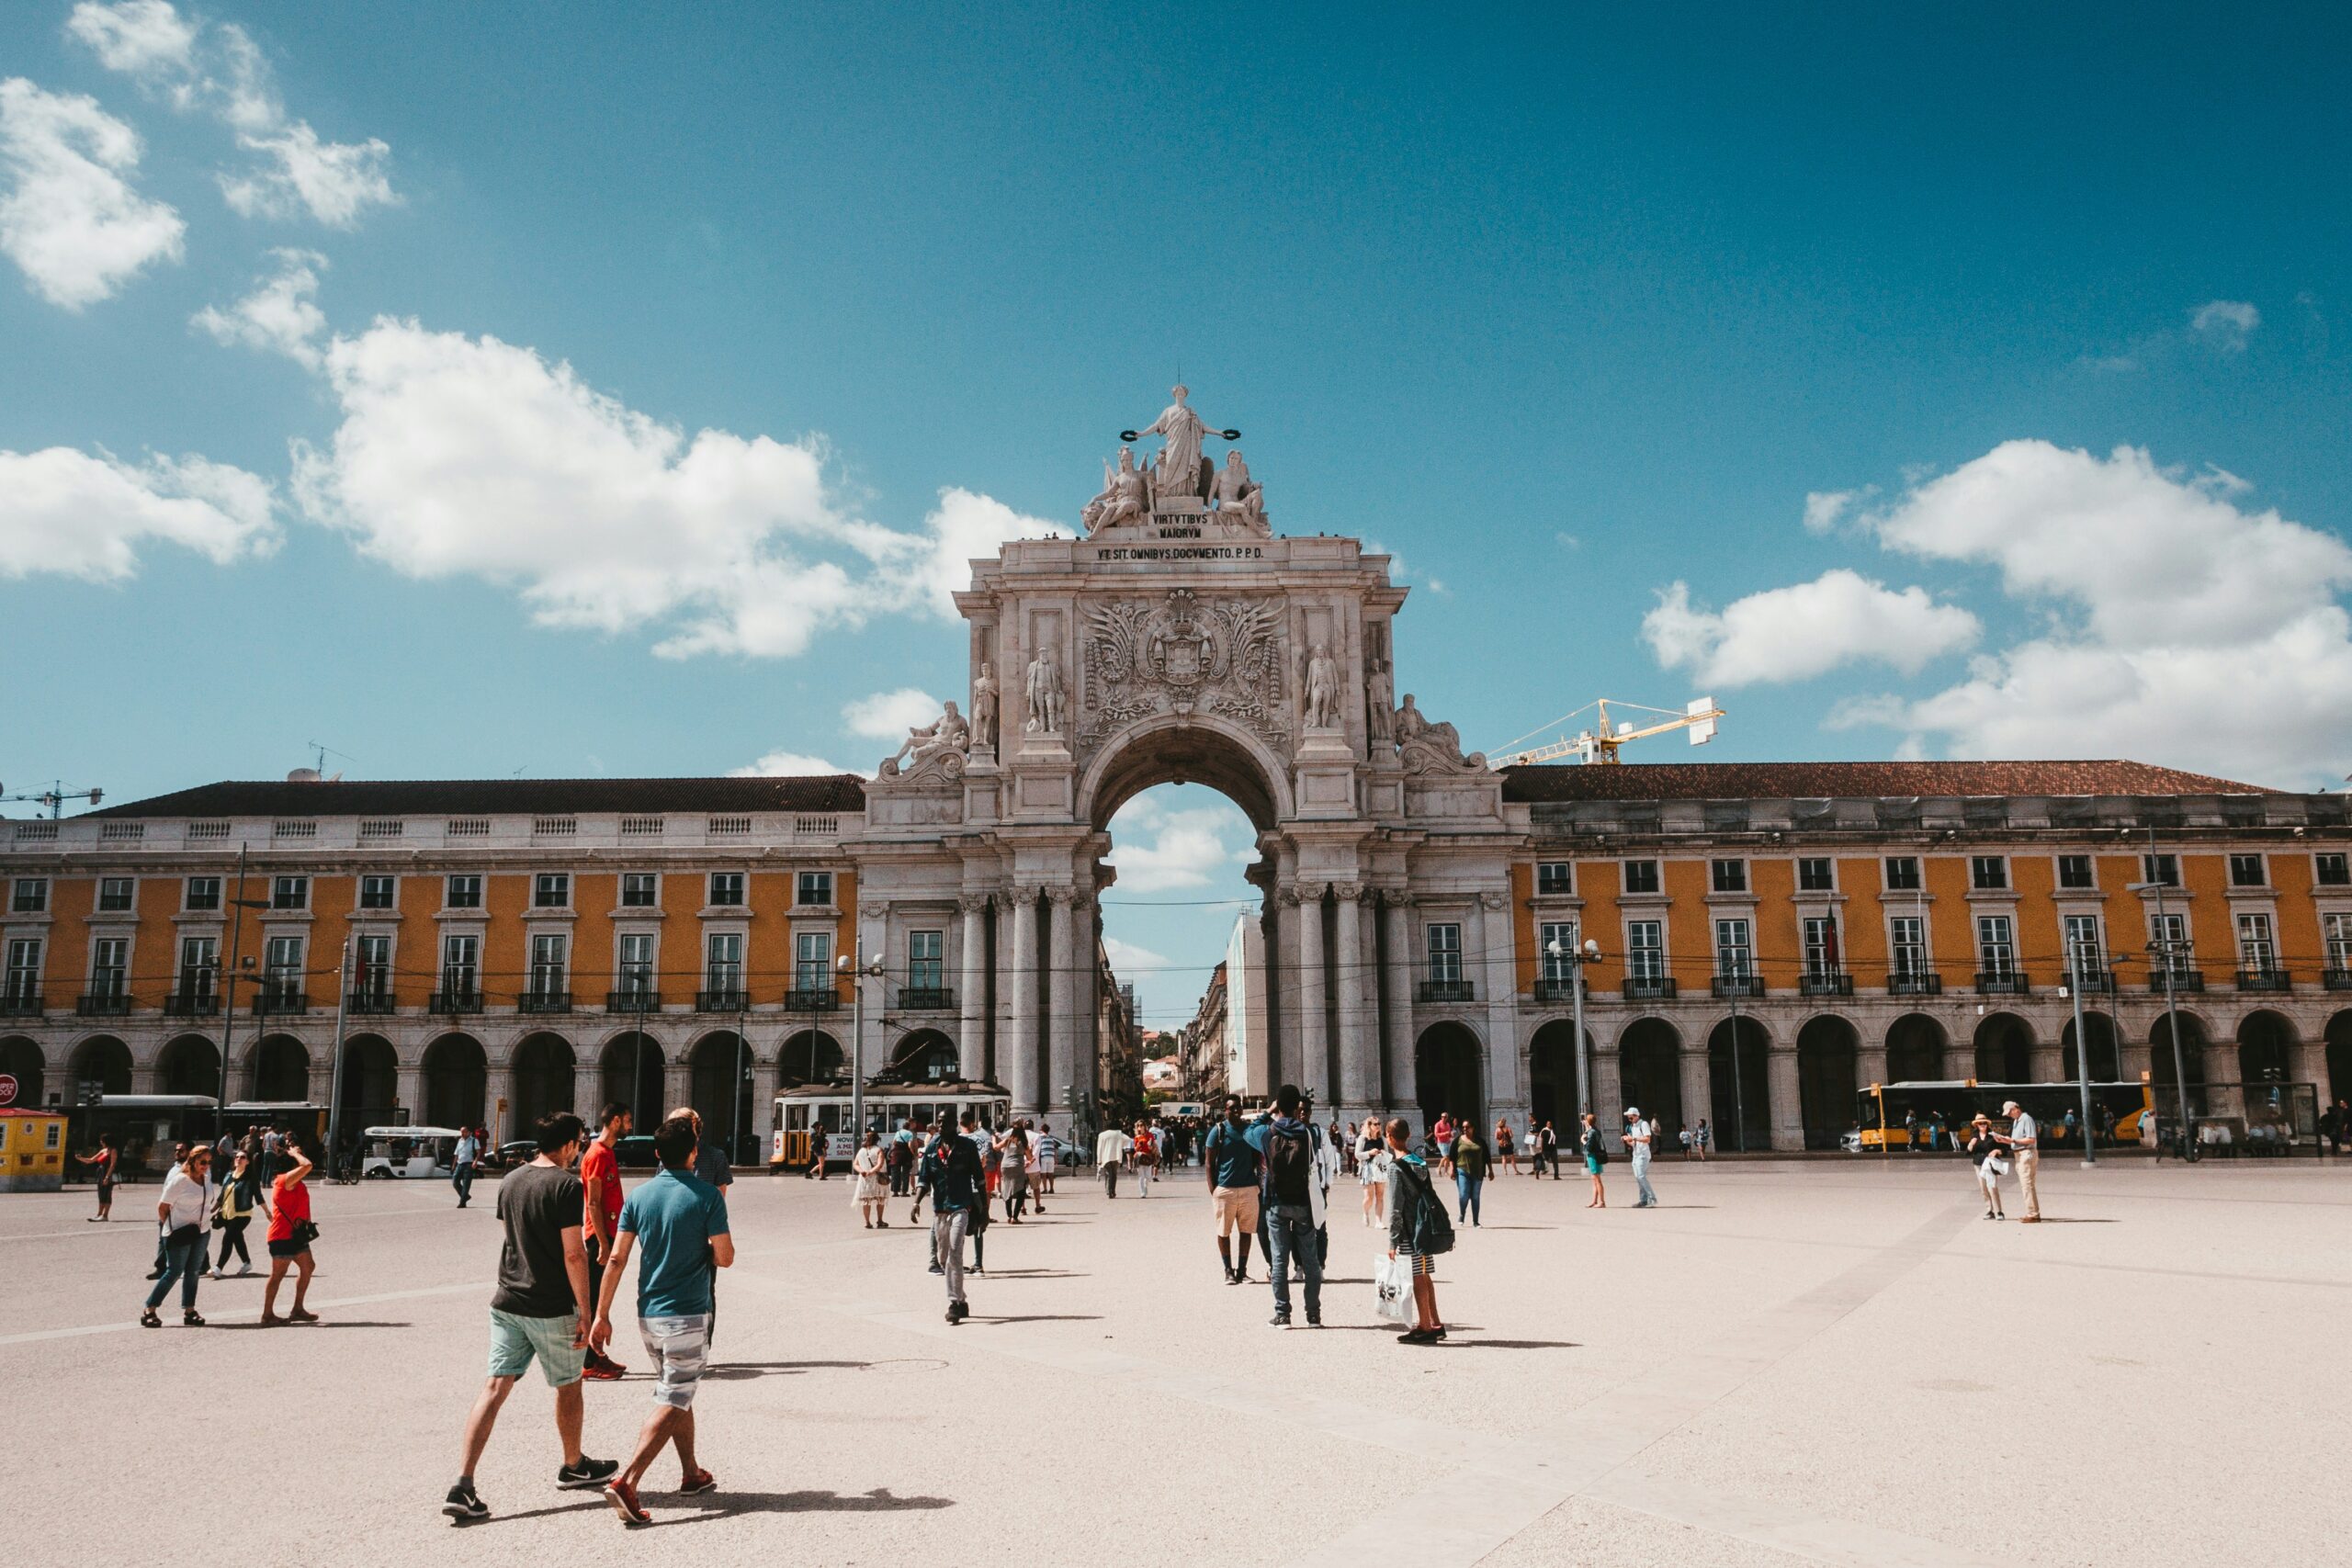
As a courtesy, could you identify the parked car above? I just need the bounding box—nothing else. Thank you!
[490,1139,539,1171]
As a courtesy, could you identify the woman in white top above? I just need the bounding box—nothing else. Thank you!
[141,1145,217,1328]
[851,1131,889,1228]
[1356,1115,1391,1225]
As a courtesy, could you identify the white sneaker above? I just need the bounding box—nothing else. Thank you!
[208,1268,223,1280]
[238,1263,254,1276]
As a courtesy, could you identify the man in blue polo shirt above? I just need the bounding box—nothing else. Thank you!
[1204,1095,1263,1284]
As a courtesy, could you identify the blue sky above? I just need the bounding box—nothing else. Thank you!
[4,2,2348,1026]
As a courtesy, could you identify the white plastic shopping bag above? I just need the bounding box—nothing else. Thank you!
[1374,1252,1413,1324]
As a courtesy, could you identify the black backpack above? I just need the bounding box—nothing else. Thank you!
[1265,1123,1314,1205]
[1403,1160,1455,1255]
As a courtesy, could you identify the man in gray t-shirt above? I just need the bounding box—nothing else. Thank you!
[1999,1102,2041,1223]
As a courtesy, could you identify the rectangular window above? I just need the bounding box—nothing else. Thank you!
[445,874,482,909]
[2057,854,2095,890]
[2325,912,2352,972]
[620,873,659,908]
[533,873,571,909]
[707,931,745,993]
[1710,858,1747,894]
[1970,856,2007,891]
[184,876,220,912]
[2152,912,2193,976]
[441,934,480,998]
[1535,862,1572,896]
[263,935,304,1003]
[3,938,40,1000]
[2140,853,2180,887]
[617,932,656,994]
[529,932,568,997]
[1426,922,1463,985]
[2236,912,2277,970]
[178,936,219,1003]
[1802,915,1841,976]
[1890,916,1927,977]
[2228,853,2267,888]
[797,871,834,907]
[794,930,832,991]
[1622,860,1660,896]
[89,937,129,998]
[10,877,47,914]
[356,933,391,998]
[1976,914,2015,976]
[1538,921,1577,985]
[271,875,309,911]
[96,877,134,912]
[2316,852,2350,887]
[2063,914,2106,976]
[1797,857,1835,893]
[1883,856,1922,892]
[707,872,746,908]
[358,874,397,910]
[1713,918,1752,978]
[1626,920,1664,981]
[909,929,944,990]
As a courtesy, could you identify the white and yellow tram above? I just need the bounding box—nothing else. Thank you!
[769,1080,1011,1173]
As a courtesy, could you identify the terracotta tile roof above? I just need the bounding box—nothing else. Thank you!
[87,774,868,819]
[1498,759,2274,803]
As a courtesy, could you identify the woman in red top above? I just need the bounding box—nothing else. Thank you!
[77,1134,119,1221]
[260,1135,319,1325]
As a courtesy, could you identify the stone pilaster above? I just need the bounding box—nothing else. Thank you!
[1009,886,1040,1114]
[958,895,989,1082]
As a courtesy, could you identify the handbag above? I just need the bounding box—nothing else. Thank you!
[1373,1253,1413,1324]
[1986,1155,2011,1178]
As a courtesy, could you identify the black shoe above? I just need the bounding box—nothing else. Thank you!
[558,1456,618,1490]
[1398,1327,1437,1344]
[442,1482,489,1519]
[145,1269,164,1280]
[1270,1313,1291,1328]
[928,1262,944,1275]
[1306,1316,1322,1327]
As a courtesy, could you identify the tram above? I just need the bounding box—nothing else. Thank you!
[1846,1077,2154,1153]
[769,1079,1012,1173]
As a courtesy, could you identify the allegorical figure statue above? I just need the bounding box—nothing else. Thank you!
[1304,643,1340,728]
[1025,643,1067,735]
[1212,449,1265,531]
[1081,446,1151,535]
[885,699,969,774]
[1366,659,1395,743]
[970,661,999,749]
[1134,384,1220,504]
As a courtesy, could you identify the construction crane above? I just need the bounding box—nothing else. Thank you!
[0,780,105,818]
[1489,697,1724,767]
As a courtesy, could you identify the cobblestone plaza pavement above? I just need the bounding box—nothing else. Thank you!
[6,1156,2346,1565]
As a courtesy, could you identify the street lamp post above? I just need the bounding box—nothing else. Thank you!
[323,931,355,1180]
[2131,839,2197,1159]
[212,845,268,1125]
[1544,927,1602,1126]
[839,942,885,1144]
[2064,937,2098,1168]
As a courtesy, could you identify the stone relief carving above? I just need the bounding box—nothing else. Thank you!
[1394,693,1488,775]
[876,698,969,784]
[1024,643,1067,735]
[1080,588,1288,741]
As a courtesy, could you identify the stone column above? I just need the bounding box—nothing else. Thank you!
[1479,890,1522,1115]
[1768,1045,1804,1151]
[1679,1046,1713,1142]
[1381,893,1413,1114]
[1290,882,1329,1105]
[958,895,989,1081]
[1047,888,1077,1118]
[1856,1038,1888,1090]
[1593,1045,1624,1150]
[1008,888,1041,1113]
[663,1059,691,1122]
[1070,894,1096,1127]
[1333,883,1374,1122]
[395,1063,424,1122]
[485,1062,515,1142]
[992,896,1013,1085]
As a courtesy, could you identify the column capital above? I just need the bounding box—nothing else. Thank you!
[1283,879,1328,907]
[1012,885,1042,908]
[1046,886,1079,908]
[956,893,992,915]
[1332,881,1364,903]
[1383,888,1416,910]
[1478,889,1510,912]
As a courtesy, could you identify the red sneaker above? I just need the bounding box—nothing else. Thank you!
[581,1353,626,1381]
[603,1477,650,1527]
[678,1468,717,1495]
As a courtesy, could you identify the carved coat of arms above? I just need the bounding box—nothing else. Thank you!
[1082,589,1287,740]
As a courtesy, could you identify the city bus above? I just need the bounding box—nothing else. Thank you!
[63,1094,219,1181]
[770,1080,1012,1173]
[1847,1077,2154,1154]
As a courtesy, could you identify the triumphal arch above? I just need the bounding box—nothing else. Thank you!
[858,387,1522,1132]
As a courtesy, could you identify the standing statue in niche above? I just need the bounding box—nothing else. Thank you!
[1365,658,1395,744]
[1125,385,1230,505]
[969,661,999,750]
[1211,449,1266,531]
[1025,643,1067,735]
[1304,643,1341,729]
[1080,446,1151,535]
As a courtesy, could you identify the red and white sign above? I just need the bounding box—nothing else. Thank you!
[0,1073,18,1107]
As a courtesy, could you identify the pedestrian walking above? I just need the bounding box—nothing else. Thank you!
[1261,1085,1323,1327]
[442,1111,619,1520]
[1997,1100,2041,1223]
[2142,1104,2163,1161]
[1383,1116,1451,1344]
[995,1122,1030,1222]
[1963,1113,2007,1220]
[453,1125,481,1208]
[1580,1111,1608,1207]
[1623,1107,1657,1207]
[1497,1117,1518,1175]
[1532,1118,1558,1179]
[1204,1096,1263,1284]
[140,1144,216,1328]
[853,1130,889,1228]
[1035,1120,1058,1200]
[589,1115,733,1526]
[579,1101,631,1380]
[209,1149,264,1277]
[1356,1115,1388,1224]
[77,1134,119,1221]
[958,1111,991,1274]
[1095,1122,1130,1198]
[259,1136,319,1326]
[1132,1119,1158,1197]
[921,1115,985,1323]
[889,1121,914,1198]
[1694,1119,1711,1161]
[1433,1111,1456,1168]
[1452,1122,1488,1225]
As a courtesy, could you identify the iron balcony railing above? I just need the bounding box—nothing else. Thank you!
[517,988,573,1014]
[345,989,398,1015]
[898,987,956,1010]
[2235,967,2292,992]
[1886,971,1942,997]
[1532,977,1580,1004]
[252,987,310,1016]
[77,989,133,1017]
[1973,971,2030,996]
[163,987,220,1017]
[0,989,43,1018]
[1798,971,1853,998]
[1711,974,1765,999]
[2148,969,2204,993]
[699,987,752,1012]
[2324,969,2352,992]
[605,988,663,1012]
[1416,979,1476,1004]
[1622,976,1677,1001]
[2067,969,2117,995]
[431,986,484,1014]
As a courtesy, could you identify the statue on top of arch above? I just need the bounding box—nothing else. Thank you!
[1084,385,1266,535]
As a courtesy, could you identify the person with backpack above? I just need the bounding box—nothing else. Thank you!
[1383,1115,1450,1344]
[1579,1111,1608,1208]
[1204,1096,1263,1284]
[1259,1085,1324,1328]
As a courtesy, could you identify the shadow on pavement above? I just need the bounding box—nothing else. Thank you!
[704,1359,874,1380]
[672,1487,954,1519]
[969,1314,1102,1325]
[212,1319,411,1331]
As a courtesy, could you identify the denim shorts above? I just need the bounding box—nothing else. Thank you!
[488,1307,585,1387]
[639,1314,713,1408]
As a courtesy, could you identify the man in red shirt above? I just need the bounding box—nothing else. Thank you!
[579,1101,632,1380]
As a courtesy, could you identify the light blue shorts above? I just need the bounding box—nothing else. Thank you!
[640,1313,713,1408]
[488,1307,584,1387]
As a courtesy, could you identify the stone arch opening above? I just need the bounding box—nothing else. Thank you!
[778,1029,845,1088]
[511,1032,574,1135]
[2061,1011,2121,1082]
[1527,1018,1592,1134]
[888,1027,961,1084]
[336,1033,399,1134]
[1079,713,1292,833]
[598,1032,663,1120]
[424,1032,487,1128]
[1973,1011,2034,1083]
[70,1035,131,1099]
[157,1033,219,1097]
[2237,1010,2295,1083]
[1796,1015,1860,1151]
[1618,1018,1683,1141]
[2149,1011,2210,1121]
[1413,1021,1483,1135]
[0,1036,44,1108]
[1885,1013,1947,1082]
[2326,1011,2352,1102]
[689,1031,753,1161]
[1706,1016,1770,1152]
[250,1033,310,1102]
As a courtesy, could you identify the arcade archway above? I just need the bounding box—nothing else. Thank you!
[1796,1015,1859,1151]
[2237,1010,2294,1083]
[1618,1018,1683,1140]
[335,1033,399,1132]
[424,1032,487,1128]
[2327,1011,2352,1101]
[778,1029,844,1087]
[251,1033,310,1101]
[1414,1021,1483,1134]
[689,1032,753,1160]
[2061,1012,2120,1082]
[157,1033,218,1097]
[889,1028,960,1084]
[70,1035,130,1099]
[599,1032,663,1119]
[1706,1017,1770,1152]
[1885,1013,1946,1082]
[512,1032,575,1133]
[1974,1011,2033,1083]
[1527,1018,1590,1134]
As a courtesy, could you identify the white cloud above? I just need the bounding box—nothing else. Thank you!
[1102,934,1173,974]
[288,316,1069,659]
[0,445,276,580]
[0,77,185,309]
[1643,570,1979,688]
[2188,299,2258,353]
[191,245,325,366]
[1842,441,2352,786]
[729,749,856,778]
[1803,487,1872,534]
[69,1,398,227]
[1104,795,1255,893]
[843,686,942,740]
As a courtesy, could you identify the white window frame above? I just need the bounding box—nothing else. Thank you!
[2062,913,2106,976]
[620,873,659,908]
[2236,911,2277,971]
[2324,912,2352,972]
[10,877,48,915]
[1535,861,1572,897]
[1426,922,1463,985]
[1801,915,1841,977]
[440,933,481,998]
[357,874,398,911]
[1622,860,1660,896]
[1713,918,1752,979]
[707,931,746,995]
[1970,856,2008,892]
[355,933,392,998]
[3,937,42,1000]
[178,935,220,1002]
[88,936,130,998]
[184,876,221,912]
[1883,856,1922,892]
[445,874,483,910]
[96,876,136,913]
[528,932,569,998]
[1538,920,1577,985]
[533,873,571,909]
[1626,919,1665,982]
[263,934,305,1003]
[707,871,747,908]
[797,871,834,908]
[908,929,944,990]
[1976,914,2015,976]
[2056,854,2097,891]
[1710,858,1747,894]
[2152,911,2193,976]
[1889,915,1928,978]
[1796,857,1836,893]
[616,932,657,995]
[271,874,309,911]
[793,929,831,990]
[2227,853,2267,889]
